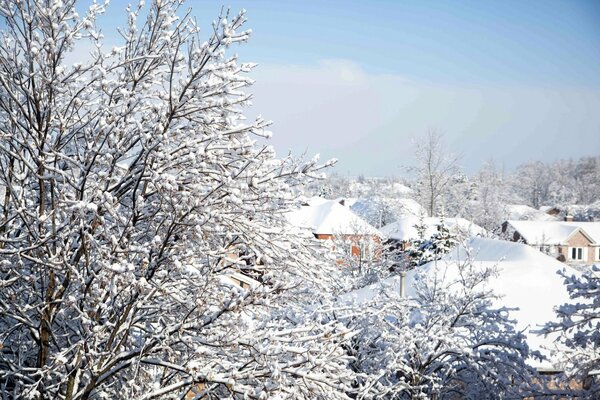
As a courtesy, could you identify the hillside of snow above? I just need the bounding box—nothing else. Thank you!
[342,238,577,370]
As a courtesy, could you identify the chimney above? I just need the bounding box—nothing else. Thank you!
[564,215,573,222]
[339,199,345,206]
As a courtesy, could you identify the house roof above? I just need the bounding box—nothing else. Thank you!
[342,238,578,370]
[287,199,381,236]
[569,221,600,243]
[506,220,600,245]
[380,216,485,241]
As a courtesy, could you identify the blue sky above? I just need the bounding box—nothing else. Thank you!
[94,0,600,175]
[187,0,600,86]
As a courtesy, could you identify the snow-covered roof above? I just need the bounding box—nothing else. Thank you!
[506,220,600,245]
[287,199,381,236]
[544,202,600,222]
[343,238,578,370]
[380,216,485,241]
[569,221,600,243]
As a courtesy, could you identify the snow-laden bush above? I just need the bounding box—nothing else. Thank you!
[542,265,600,398]
[337,254,539,399]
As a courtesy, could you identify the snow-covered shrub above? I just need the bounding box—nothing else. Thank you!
[542,265,600,398]
[339,256,538,399]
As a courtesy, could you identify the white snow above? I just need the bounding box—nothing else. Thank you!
[301,196,330,206]
[412,238,577,369]
[351,197,424,219]
[380,216,485,241]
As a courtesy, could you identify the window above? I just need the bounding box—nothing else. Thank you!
[570,247,584,261]
[597,247,600,261]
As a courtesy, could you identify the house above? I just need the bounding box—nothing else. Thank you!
[502,219,600,264]
[286,198,382,262]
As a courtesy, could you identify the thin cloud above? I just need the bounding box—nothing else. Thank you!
[248,59,600,175]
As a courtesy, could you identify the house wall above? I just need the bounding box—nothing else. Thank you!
[315,233,334,241]
[506,223,600,264]
[564,230,598,264]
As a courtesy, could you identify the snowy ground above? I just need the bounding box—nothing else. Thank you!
[342,237,578,370]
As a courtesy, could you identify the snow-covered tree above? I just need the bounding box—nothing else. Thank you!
[350,195,398,228]
[510,161,554,209]
[340,255,539,399]
[542,265,600,397]
[506,156,600,210]
[546,158,579,206]
[410,130,460,217]
[572,157,600,205]
[442,172,477,219]
[405,217,458,269]
[470,160,508,233]
[0,1,354,398]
